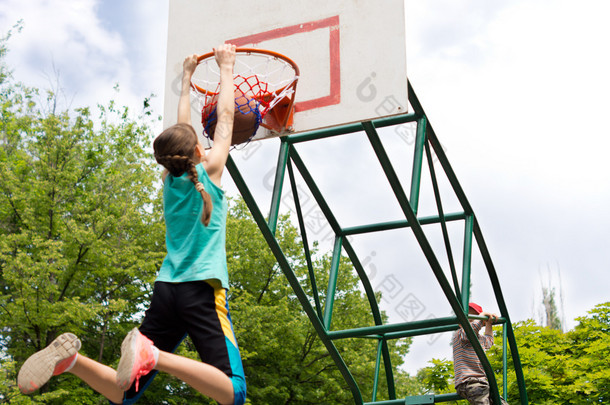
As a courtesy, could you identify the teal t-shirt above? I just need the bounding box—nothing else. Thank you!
[156,163,229,288]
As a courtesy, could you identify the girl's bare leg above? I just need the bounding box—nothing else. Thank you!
[69,355,124,404]
[156,350,234,405]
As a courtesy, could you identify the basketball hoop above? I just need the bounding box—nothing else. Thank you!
[190,48,300,146]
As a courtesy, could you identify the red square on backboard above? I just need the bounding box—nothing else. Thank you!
[229,16,341,113]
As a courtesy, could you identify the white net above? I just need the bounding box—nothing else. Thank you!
[190,49,299,138]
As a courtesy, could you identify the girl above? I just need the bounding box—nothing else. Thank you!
[18,44,246,405]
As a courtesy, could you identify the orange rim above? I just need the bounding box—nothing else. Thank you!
[193,47,299,133]
[192,48,300,96]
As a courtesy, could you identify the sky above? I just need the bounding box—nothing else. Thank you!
[1,0,609,376]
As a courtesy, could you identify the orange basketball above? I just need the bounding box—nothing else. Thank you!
[203,91,260,145]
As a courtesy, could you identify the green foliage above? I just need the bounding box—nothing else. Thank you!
[416,358,454,394]
[402,303,610,404]
[487,302,610,404]
[0,38,165,402]
[0,22,22,86]
[569,302,610,402]
[396,359,464,405]
[490,321,571,403]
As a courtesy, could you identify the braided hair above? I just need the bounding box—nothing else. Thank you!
[153,123,213,226]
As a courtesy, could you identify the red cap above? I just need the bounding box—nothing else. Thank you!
[468,302,483,314]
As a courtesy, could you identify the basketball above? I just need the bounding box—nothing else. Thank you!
[202,90,260,146]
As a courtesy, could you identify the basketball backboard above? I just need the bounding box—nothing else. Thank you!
[164,0,407,142]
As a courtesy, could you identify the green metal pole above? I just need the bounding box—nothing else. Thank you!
[503,324,508,401]
[354,322,511,341]
[409,116,427,215]
[328,317,459,340]
[268,139,290,234]
[408,83,474,217]
[372,339,383,402]
[461,215,474,309]
[323,236,343,330]
[383,324,462,340]
[363,393,463,405]
[383,315,508,340]
[433,393,466,403]
[285,113,420,144]
[424,140,460,298]
[327,315,507,340]
[342,212,466,236]
[365,399,412,405]
[286,158,323,320]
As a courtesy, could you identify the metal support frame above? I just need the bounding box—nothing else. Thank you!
[225,82,528,404]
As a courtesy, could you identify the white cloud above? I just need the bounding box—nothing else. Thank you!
[0,0,167,119]
[3,2,120,77]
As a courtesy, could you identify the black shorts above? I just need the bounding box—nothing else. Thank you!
[120,281,246,405]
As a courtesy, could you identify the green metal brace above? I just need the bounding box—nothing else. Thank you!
[224,82,528,404]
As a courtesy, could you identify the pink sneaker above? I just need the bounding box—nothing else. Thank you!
[18,333,81,394]
[116,328,157,392]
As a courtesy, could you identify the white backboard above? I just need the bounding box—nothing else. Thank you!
[164,0,407,141]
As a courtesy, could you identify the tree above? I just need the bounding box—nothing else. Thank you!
[488,302,610,404]
[567,302,610,402]
[415,358,455,396]
[489,320,571,404]
[0,32,165,403]
[396,303,610,404]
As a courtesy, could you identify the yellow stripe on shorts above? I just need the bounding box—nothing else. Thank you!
[213,287,237,347]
